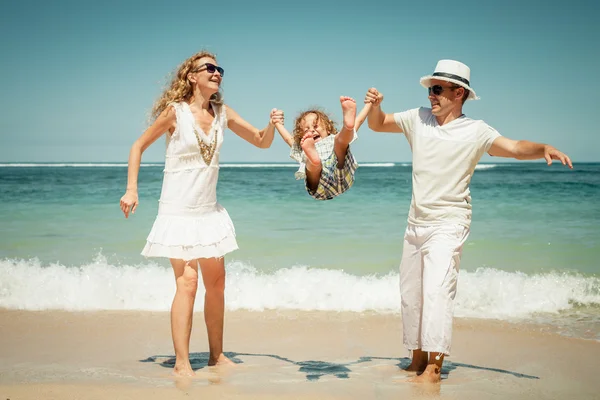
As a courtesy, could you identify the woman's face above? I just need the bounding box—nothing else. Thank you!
[188,57,223,94]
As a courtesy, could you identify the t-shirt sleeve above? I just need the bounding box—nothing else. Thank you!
[480,124,502,152]
[393,108,419,142]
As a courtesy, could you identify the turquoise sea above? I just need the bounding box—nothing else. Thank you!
[0,162,598,340]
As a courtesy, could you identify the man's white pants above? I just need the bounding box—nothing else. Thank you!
[399,223,470,356]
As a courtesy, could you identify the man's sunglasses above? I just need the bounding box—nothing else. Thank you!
[428,84,459,96]
[193,63,224,77]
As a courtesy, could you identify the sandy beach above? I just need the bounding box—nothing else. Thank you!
[0,309,598,399]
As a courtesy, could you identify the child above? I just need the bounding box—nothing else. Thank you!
[275,96,371,200]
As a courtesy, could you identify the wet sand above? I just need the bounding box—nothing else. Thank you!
[0,309,598,399]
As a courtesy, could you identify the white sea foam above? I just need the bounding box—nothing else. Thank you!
[391,163,498,170]
[1,257,597,321]
[359,163,396,167]
[474,164,498,170]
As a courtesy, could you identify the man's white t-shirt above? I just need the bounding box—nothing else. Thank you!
[394,107,501,228]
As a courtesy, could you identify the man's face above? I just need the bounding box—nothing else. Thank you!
[428,79,461,116]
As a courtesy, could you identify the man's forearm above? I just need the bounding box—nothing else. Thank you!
[367,105,386,131]
[513,140,547,160]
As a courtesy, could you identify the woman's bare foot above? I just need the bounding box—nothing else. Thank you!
[208,353,236,366]
[173,362,195,377]
[339,96,356,131]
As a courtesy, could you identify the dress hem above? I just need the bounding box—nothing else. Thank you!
[141,236,239,261]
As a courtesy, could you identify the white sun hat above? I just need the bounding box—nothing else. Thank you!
[420,59,479,101]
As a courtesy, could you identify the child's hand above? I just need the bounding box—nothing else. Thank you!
[365,88,383,107]
[273,110,293,146]
[270,108,284,126]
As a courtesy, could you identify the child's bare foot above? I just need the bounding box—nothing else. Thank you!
[301,133,322,168]
[340,96,356,131]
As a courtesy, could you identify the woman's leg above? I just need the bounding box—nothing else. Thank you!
[198,257,234,366]
[169,258,199,376]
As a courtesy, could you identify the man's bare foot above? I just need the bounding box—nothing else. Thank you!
[173,363,195,377]
[339,96,356,131]
[301,133,322,167]
[403,349,428,373]
[208,353,236,366]
[408,364,442,384]
[403,361,428,373]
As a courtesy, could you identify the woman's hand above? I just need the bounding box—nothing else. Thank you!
[120,189,139,218]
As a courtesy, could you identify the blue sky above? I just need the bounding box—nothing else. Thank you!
[0,0,597,163]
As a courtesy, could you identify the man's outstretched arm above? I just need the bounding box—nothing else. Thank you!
[488,137,573,168]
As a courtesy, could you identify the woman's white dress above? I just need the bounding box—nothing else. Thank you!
[141,101,238,261]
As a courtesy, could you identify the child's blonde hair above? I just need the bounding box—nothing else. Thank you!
[292,108,338,146]
[151,50,224,120]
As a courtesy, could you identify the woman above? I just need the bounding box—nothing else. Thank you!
[119,51,282,376]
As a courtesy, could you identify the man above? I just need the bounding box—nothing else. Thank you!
[365,60,572,384]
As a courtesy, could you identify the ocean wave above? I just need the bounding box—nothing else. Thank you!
[474,164,498,170]
[359,163,396,167]
[1,256,598,320]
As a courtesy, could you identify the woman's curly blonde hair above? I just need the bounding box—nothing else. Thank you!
[292,108,338,146]
[151,51,224,120]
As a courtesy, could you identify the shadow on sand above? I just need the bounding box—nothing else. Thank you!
[140,352,539,381]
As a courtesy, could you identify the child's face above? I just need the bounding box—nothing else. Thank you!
[300,113,329,142]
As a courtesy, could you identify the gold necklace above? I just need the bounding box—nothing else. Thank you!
[193,126,218,165]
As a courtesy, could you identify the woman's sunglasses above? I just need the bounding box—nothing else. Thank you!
[428,84,459,96]
[193,63,224,77]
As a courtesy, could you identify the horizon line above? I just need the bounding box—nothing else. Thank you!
[1,161,598,165]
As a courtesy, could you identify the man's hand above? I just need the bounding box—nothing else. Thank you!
[544,145,573,169]
[365,88,383,107]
